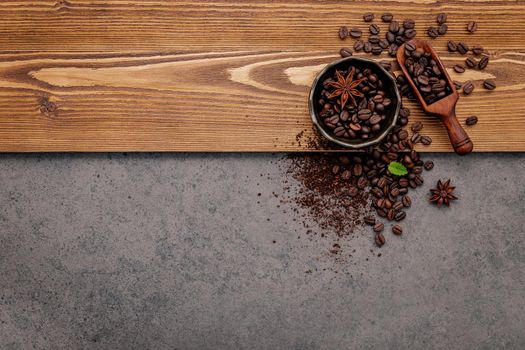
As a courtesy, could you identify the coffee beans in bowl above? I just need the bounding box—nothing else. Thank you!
[309,57,401,148]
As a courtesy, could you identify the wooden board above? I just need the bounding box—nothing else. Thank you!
[0,0,524,152]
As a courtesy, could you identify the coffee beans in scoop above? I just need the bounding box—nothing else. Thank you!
[403,44,452,105]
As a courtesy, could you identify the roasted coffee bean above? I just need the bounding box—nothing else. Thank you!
[392,224,403,235]
[332,165,340,175]
[466,115,478,125]
[427,26,439,38]
[395,211,406,221]
[421,136,432,145]
[457,42,469,54]
[398,130,409,140]
[405,41,416,52]
[340,110,350,121]
[364,41,372,53]
[478,55,489,70]
[386,31,396,43]
[375,233,386,247]
[403,19,415,29]
[357,177,368,189]
[453,80,463,89]
[447,40,457,52]
[424,161,434,170]
[373,222,385,233]
[453,64,466,73]
[405,29,417,39]
[363,13,375,22]
[471,46,484,55]
[465,57,477,68]
[364,215,376,225]
[354,40,365,51]
[349,27,363,38]
[392,202,404,212]
[483,79,496,90]
[369,24,380,35]
[463,81,474,95]
[410,132,421,144]
[437,13,448,25]
[381,13,394,22]
[411,121,423,133]
[357,109,372,120]
[371,46,382,55]
[353,164,363,177]
[368,34,380,44]
[438,23,448,35]
[389,21,400,33]
[340,47,353,57]
[339,26,349,39]
[401,195,412,208]
[467,21,477,33]
[398,178,409,188]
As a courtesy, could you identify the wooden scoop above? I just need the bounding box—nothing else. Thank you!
[397,39,473,155]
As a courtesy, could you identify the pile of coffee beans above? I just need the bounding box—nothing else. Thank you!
[287,11,498,248]
[318,66,393,140]
[403,43,452,105]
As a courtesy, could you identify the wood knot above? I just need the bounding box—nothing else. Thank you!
[54,0,72,9]
[39,96,58,117]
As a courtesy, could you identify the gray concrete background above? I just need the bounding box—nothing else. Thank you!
[0,153,524,350]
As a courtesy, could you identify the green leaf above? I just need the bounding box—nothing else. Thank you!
[388,161,408,176]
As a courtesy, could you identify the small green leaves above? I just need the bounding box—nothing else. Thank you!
[388,161,408,176]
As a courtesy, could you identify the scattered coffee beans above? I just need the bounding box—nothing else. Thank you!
[465,116,478,125]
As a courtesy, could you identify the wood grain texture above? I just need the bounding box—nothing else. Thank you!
[0,0,524,152]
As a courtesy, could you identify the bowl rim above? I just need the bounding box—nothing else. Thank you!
[308,56,401,149]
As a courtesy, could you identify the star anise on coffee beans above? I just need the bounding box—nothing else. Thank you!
[327,67,366,109]
[430,179,458,207]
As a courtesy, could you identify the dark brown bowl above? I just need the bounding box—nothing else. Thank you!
[309,57,401,149]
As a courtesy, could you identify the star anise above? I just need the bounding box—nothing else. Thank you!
[327,67,366,109]
[430,179,458,207]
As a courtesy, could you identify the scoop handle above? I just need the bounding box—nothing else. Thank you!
[440,110,474,155]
